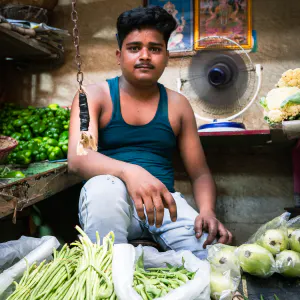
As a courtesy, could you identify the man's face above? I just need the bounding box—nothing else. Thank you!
[116,28,169,85]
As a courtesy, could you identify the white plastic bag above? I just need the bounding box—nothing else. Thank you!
[207,244,241,300]
[112,244,210,300]
[0,235,60,298]
[246,212,290,244]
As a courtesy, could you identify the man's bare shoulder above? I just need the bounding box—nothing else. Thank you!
[82,82,110,103]
[165,87,191,109]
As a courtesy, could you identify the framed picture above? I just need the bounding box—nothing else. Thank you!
[143,0,195,57]
[194,0,252,50]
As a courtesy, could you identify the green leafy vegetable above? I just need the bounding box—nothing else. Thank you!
[280,92,300,108]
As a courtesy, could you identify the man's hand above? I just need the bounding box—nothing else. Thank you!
[122,165,177,227]
[194,210,233,249]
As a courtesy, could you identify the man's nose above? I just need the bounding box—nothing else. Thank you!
[140,47,151,60]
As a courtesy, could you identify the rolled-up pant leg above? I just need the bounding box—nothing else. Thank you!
[78,175,143,243]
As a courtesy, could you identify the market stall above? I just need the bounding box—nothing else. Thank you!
[0,0,300,299]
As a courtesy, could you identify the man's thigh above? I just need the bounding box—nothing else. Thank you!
[146,192,209,259]
[79,175,144,243]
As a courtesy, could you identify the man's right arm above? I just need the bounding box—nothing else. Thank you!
[67,84,130,181]
[67,84,177,227]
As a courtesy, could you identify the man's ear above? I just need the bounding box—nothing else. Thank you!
[166,50,170,66]
[116,49,121,65]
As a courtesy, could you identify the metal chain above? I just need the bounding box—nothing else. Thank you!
[71,0,84,91]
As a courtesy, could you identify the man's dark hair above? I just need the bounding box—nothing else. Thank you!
[116,6,177,49]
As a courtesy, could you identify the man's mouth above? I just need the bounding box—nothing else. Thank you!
[134,64,154,69]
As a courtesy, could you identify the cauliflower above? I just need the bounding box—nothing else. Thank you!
[277,68,300,88]
[267,109,284,123]
[283,104,300,117]
[260,70,300,124]
[266,87,300,110]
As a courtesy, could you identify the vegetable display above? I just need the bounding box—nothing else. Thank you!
[133,256,196,299]
[6,227,198,300]
[260,69,300,124]
[208,215,300,299]
[0,103,70,164]
[4,215,300,300]
[7,226,116,300]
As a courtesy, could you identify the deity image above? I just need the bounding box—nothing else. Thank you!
[163,1,187,50]
[202,0,246,43]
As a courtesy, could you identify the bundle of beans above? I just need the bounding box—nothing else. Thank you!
[133,257,196,299]
[7,226,116,300]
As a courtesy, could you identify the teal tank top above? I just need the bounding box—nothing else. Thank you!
[98,76,177,192]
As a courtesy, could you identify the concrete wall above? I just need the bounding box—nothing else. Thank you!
[174,146,294,244]
[2,0,299,244]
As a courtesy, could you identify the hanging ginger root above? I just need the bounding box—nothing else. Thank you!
[77,131,97,155]
[77,92,97,155]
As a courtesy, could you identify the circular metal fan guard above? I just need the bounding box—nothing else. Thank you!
[178,36,262,122]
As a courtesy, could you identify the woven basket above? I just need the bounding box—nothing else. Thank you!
[0,136,18,164]
[0,4,48,23]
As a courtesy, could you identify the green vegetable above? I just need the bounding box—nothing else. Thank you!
[260,97,268,110]
[281,92,300,108]
[31,121,47,135]
[11,132,22,141]
[61,144,68,155]
[46,138,58,147]
[15,150,32,165]
[133,254,196,299]
[48,146,64,161]
[59,131,69,141]
[0,170,25,178]
[21,130,33,141]
[0,167,25,179]
[48,103,60,110]
[0,103,70,164]
[35,152,47,162]
[7,227,115,300]
[26,141,38,151]
[13,119,25,127]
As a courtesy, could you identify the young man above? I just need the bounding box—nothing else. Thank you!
[68,6,232,259]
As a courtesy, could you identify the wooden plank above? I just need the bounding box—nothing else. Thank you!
[0,26,53,60]
[198,129,271,137]
[0,162,81,220]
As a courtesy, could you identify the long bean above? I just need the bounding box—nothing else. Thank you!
[133,255,197,299]
[7,227,115,300]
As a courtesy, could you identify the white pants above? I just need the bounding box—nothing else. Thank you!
[79,175,209,259]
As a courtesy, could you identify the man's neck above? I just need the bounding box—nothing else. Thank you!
[119,75,159,101]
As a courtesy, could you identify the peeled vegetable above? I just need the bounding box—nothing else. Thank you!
[208,245,238,272]
[210,271,234,300]
[237,244,275,277]
[257,229,288,255]
[276,250,300,277]
[288,227,296,238]
[289,229,300,253]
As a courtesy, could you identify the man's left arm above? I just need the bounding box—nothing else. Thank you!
[177,96,233,248]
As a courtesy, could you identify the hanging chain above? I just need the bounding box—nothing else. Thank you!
[71,0,84,92]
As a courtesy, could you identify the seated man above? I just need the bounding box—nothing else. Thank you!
[68,6,232,259]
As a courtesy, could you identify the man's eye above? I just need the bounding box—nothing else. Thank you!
[129,47,139,51]
[150,47,161,52]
